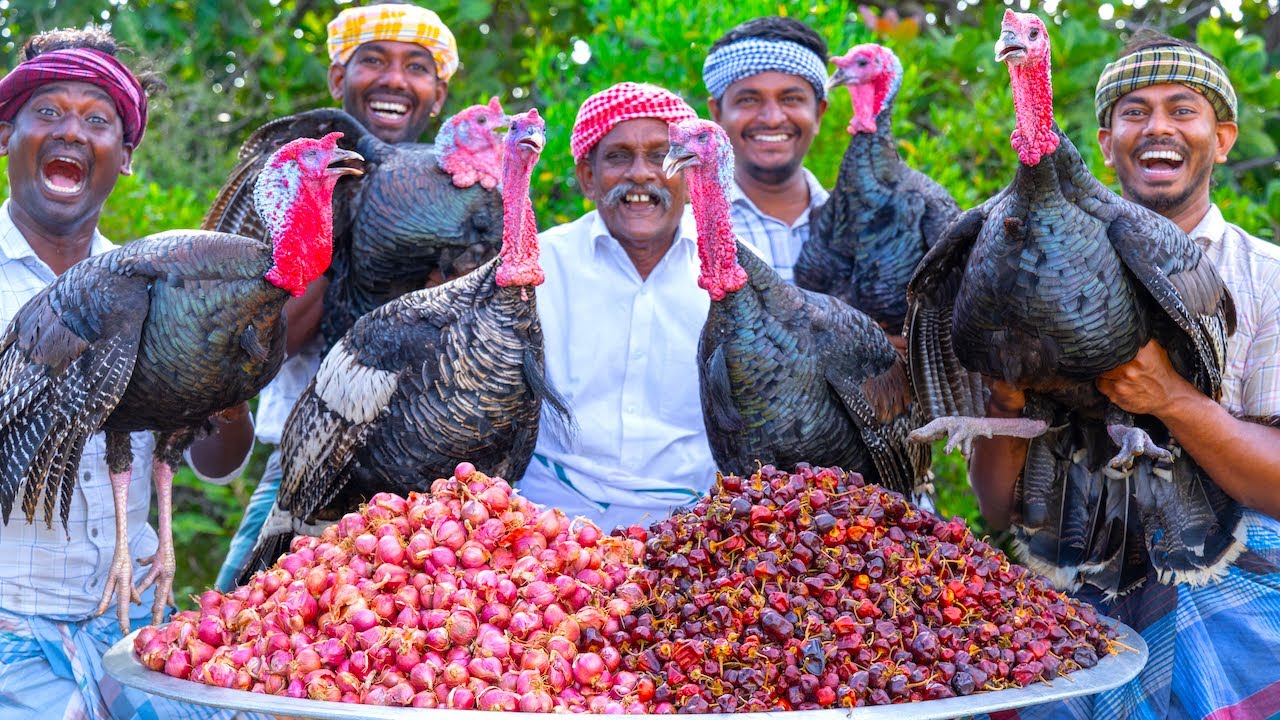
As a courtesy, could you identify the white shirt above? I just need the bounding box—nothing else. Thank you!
[729,167,829,283]
[0,201,242,620]
[1190,205,1280,417]
[254,341,323,445]
[519,208,717,530]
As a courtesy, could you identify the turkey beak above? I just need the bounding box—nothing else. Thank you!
[663,145,699,178]
[995,32,1027,64]
[825,67,848,92]
[327,147,365,177]
[518,127,545,154]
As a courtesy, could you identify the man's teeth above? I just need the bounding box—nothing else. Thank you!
[1140,150,1184,162]
[753,133,790,143]
[42,177,83,194]
[370,101,408,115]
[625,193,653,204]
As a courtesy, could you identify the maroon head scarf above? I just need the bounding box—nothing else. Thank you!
[0,47,148,147]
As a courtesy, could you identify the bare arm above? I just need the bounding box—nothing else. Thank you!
[1098,340,1280,519]
[967,381,1029,531]
[284,275,329,356]
[187,402,255,480]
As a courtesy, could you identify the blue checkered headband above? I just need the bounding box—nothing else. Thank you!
[703,38,829,100]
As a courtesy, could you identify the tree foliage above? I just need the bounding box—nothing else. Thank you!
[0,0,1276,603]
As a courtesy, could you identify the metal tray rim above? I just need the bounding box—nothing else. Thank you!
[104,619,1147,720]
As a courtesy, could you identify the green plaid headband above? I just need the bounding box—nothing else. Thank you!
[1095,44,1237,127]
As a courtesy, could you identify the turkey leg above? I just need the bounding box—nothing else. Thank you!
[95,431,141,633]
[1105,406,1172,470]
[135,443,181,626]
[909,416,1049,456]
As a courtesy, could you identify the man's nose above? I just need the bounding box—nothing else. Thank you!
[627,154,660,182]
[758,99,785,124]
[380,64,409,90]
[1142,108,1174,137]
[51,113,88,144]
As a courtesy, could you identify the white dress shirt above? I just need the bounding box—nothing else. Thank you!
[519,208,718,531]
[1189,205,1280,417]
[0,201,242,620]
[728,167,829,283]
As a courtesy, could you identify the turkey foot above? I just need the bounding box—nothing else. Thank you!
[94,467,140,634]
[1106,424,1173,470]
[909,415,1049,455]
[133,458,177,625]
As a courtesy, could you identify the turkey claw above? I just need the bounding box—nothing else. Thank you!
[1106,424,1173,470]
[95,559,141,635]
[135,552,176,626]
[910,415,1049,456]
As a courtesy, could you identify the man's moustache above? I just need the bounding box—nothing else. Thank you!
[601,183,673,210]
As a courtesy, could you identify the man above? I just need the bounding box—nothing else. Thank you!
[516,82,719,531]
[703,16,830,282]
[971,32,1280,720]
[215,1,458,590]
[0,27,257,720]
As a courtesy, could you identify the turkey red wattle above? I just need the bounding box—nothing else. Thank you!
[999,10,1059,166]
[495,110,546,289]
[666,120,748,302]
[257,132,361,296]
[830,45,901,136]
[436,97,509,191]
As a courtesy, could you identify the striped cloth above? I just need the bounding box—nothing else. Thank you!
[569,82,697,163]
[0,600,265,720]
[981,207,1280,720]
[0,48,147,147]
[326,4,459,80]
[1095,44,1237,127]
[702,37,829,101]
[728,168,829,283]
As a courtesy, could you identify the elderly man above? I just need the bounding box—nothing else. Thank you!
[971,32,1280,720]
[0,27,258,720]
[703,16,830,282]
[216,1,460,590]
[516,82,718,531]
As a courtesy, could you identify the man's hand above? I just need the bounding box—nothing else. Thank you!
[986,379,1026,418]
[1095,340,1196,416]
[210,401,251,428]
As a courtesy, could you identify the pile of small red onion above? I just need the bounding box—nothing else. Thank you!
[134,463,648,711]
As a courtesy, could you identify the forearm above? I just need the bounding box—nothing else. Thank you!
[1157,389,1280,519]
[284,276,328,356]
[968,435,1027,531]
[187,405,255,480]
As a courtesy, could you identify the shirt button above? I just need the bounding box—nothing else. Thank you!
[90,528,99,538]
[626,405,637,414]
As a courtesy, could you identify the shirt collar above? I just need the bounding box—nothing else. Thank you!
[728,167,829,224]
[0,199,113,264]
[1187,204,1226,248]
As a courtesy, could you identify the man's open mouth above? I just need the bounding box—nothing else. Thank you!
[622,192,660,209]
[41,156,86,195]
[1137,149,1185,173]
[368,99,410,122]
[748,132,794,145]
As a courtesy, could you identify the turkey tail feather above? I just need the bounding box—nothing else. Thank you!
[704,344,745,433]
[522,346,576,441]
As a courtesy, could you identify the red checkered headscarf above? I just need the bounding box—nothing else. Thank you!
[570,82,697,163]
[0,48,147,147]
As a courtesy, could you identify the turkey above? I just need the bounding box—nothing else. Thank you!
[906,10,1239,595]
[235,110,567,584]
[203,98,509,349]
[0,134,359,631]
[664,118,928,497]
[794,43,958,338]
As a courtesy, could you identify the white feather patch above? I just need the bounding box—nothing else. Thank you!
[313,339,398,424]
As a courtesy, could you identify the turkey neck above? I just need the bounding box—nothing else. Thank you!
[686,165,748,305]
[495,149,542,290]
[263,175,334,297]
[1007,52,1059,167]
[835,104,903,204]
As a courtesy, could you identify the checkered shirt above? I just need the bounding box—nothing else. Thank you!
[728,168,829,283]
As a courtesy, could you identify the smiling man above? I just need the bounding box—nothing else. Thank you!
[703,17,830,282]
[516,82,718,531]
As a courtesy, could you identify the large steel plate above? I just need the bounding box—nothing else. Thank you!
[105,619,1147,720]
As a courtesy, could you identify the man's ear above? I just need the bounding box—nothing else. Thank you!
[707,97,721,123]
[1213,120,1238,164]
[815,97,829,123]
[0,121,12,157]
[328,63,346,102]
[431,79,449,117]
[1097,126,1113,167]
[119,144,135,176]
[574,157,597,203]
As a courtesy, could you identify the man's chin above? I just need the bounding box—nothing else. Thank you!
[743,158,804,186]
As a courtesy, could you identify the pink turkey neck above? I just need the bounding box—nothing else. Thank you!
[494,147,543,287]
[685,164,748,301]
[264,176,335,297]
[847,71,893,135]
[1008,51,1059,166]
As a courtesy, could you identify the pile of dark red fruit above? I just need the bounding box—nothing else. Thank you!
[620,464,1120,712]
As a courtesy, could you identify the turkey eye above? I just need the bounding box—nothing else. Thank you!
[478,116,486,124]
[857,58,868,67]
[1030,30,1039,40]
[697,131,709,143]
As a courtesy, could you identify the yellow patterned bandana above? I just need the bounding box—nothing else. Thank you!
[326,4,459,81]
[1095,44,1236,128]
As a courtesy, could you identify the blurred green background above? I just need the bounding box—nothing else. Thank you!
[0,0,1276,606]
